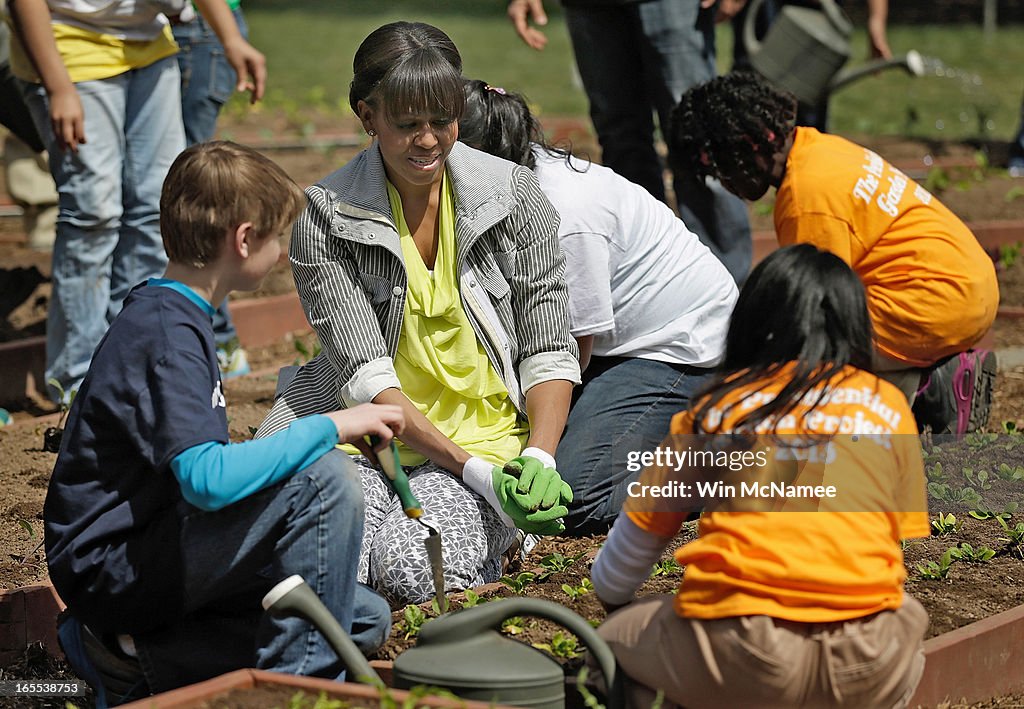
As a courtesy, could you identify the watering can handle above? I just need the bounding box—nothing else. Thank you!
[818,0,853,37]
[417,597,623,708]
[742,0,766,58]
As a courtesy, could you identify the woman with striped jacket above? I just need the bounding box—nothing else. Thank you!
[255,21,580,606]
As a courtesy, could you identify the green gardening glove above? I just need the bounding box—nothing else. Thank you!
[494,469,569,536]
[502,455,574,512]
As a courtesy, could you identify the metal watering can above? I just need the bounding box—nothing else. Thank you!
[264,577,623,709]
[743,0,924,106]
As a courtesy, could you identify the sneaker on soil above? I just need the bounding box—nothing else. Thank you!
[57,612,148,708]
[913,349,997,435]
[216,342,251,379]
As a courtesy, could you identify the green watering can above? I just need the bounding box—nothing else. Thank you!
[743,0,924,106]
[394,597,622,709]
[264,578,623,709]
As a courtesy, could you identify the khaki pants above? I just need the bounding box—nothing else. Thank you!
[597,594,928,709]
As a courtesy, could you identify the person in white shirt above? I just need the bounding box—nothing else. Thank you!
[460,79,738,534]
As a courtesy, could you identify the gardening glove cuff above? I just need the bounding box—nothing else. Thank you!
[520,446,556,470]
[462,456,515,528]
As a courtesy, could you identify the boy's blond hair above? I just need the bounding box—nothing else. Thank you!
[160,141,307,266]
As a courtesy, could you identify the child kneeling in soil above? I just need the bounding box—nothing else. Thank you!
[592,245,930,708]
[670,71,1000,435]
[44,141,404,706]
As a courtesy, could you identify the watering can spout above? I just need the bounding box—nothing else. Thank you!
[828,49,925,94]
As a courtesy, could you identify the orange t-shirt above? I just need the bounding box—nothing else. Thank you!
[774,128,999,366]
[626,365,929,623]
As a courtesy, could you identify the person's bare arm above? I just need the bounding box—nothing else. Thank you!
[507,0,549,50]
[576,335,593,373]
[372,387,471,475]
[865,0,891,58]
[8,0,84,151]
[192,0,266,102]
[523,379,573,456]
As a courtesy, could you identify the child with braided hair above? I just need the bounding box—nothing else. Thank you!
[669,71,999,433]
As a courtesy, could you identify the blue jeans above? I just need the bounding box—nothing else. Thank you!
[174,8,248,346]
[22,57,184,401]
[135,450,391,693]
[565,0,752,284]
[556,357,713,535]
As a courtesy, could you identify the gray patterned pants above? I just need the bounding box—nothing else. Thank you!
[354,458,518,607]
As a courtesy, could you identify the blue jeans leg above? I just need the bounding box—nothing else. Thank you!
[22,59,182,400]
[566,0,752,285]
[134,450,387,693]
[556,357,712,535]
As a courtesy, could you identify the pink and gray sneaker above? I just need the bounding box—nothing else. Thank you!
[912,349,997,436]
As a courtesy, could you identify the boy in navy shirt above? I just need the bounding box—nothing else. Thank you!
[44,141,404,706]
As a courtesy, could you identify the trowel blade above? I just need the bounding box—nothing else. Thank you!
[423,526,447,614]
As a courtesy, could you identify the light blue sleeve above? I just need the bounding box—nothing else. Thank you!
[171,415,339,511]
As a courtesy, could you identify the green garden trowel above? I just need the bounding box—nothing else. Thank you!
[368,436,448,614]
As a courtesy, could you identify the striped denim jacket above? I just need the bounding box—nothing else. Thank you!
[257,142,580,436]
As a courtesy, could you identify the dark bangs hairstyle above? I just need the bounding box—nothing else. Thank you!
[690,244,874,435]
[459,79,580,171]
[349,21,465,126]
[669,71,797,185]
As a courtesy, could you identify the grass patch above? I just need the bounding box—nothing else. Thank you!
[233,1,1024,144]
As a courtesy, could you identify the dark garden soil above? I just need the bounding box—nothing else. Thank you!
[1,119,1023,706]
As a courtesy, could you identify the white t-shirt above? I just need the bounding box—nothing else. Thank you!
[532,148,737,367]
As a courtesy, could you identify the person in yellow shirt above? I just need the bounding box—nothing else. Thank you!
[591,244,930,708]
[669,70,999,435]
[7,0,264,403]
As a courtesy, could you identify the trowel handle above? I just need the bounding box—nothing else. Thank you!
[368,436,422,518]
[262,575,381,685]
[417,597,623,709]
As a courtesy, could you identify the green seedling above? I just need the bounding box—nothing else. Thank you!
[925,462,946,482]
[43,379,77,453]
[969,501,1018,522]
[949,542,996,563]
[995,463,1024,482]
[501,616,525,635]
[533,631,580,659]
[538,551,582,577]
[650,558,683,577]
[927,482,982,506]
[923,166,950,193]
[1003,421,1020,435]
[916,548,956,580]
[997,241,1022,269]
[965,431,999,450]
[500,571,536,593]
[997,519,1024,558]
[286,690,348,709]
[461,589,487,608]
[961,467,992,490]
[293,336,322,364]
[561,578,594,601]
[575,667,606,709]
[931,512,961,536]
[16,518,35,539]
[1004,186,1024,204]
[402,604,428,640]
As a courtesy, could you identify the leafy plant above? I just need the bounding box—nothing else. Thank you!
[650,558,683,577]
[16,518,35,538]
[293,336,322,364]
[961,467,992,490]
[997,241,1022,269]
[969,501,1018,522]
[995,462,1024,482]
[533,631,580,659]
[923,166,950,193]
[1003,421,1020,435]
[930,512,961,536]
[500,571,536,593]
[964,431,999,451]
[925,462,946,482]
[1004,186,1024,204]
[926,482,982,506]
[916,548,956,580]
[538,551,582,577]
[949,542,996,563]
[998,518,1024,558]
[402,604,428,640]
[461,589,487,608]
[501,616,525,635]
[575,667,606,709]
[561,578,594,601]
[43,379,77,453]
[286,690,349,709]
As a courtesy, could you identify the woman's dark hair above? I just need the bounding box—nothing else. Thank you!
[669,71,796,186]
[349,22,465,125]
[459,79,575,170]
[691,244,874,434]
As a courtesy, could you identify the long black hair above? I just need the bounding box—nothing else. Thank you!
[691,244,874,434]
[669,71,796,186]
[459,79,578,170]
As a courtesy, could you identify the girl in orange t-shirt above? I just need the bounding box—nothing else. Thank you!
[591,244,929,709]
